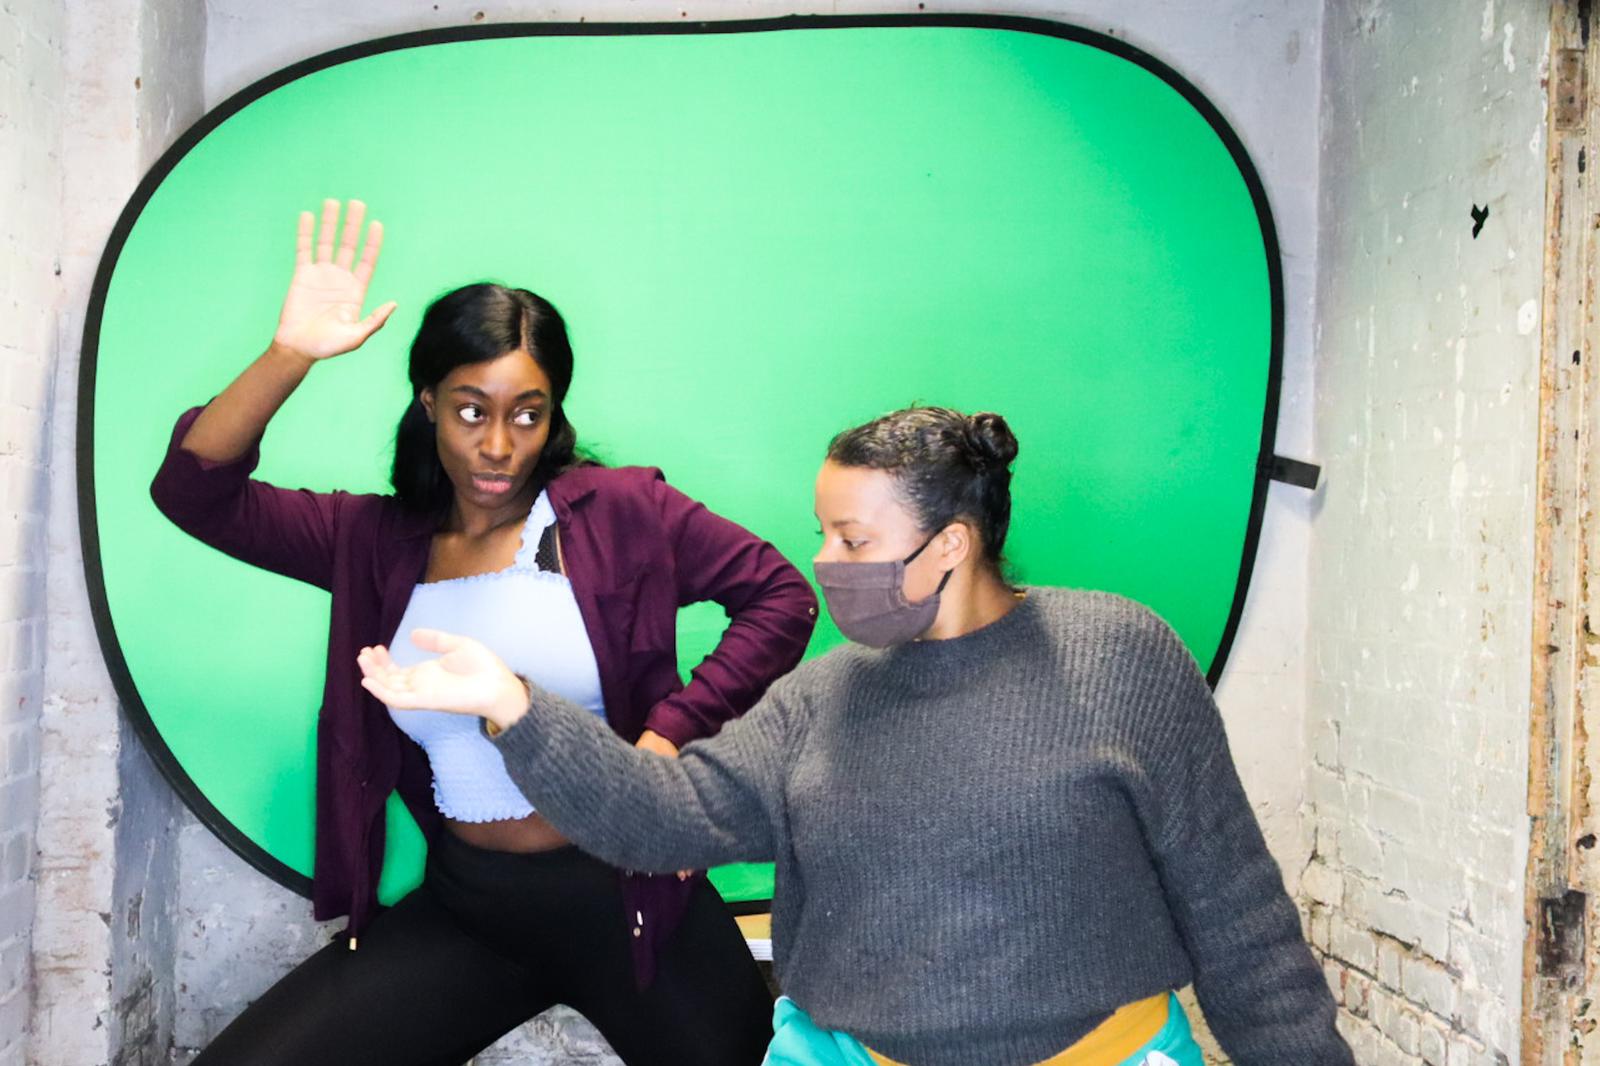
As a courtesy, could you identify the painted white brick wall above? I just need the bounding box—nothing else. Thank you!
[28,2,206,1064]
[0,0,65,1062]
[1307,1,1547,1062]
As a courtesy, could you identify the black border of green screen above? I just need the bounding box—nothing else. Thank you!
[78,14,1285,910]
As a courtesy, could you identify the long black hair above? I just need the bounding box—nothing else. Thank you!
[392,283,585,513]
[826,406,1020,570]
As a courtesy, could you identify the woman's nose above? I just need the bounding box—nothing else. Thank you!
[480,423,512,461]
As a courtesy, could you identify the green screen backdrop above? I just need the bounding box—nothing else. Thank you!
[81,16,1283,907]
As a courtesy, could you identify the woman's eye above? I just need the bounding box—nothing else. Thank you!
[457,405,485,424]
[513,410,543,427]
[816,528,865,550]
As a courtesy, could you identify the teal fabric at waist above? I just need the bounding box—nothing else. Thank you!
[760,993,1205,1066]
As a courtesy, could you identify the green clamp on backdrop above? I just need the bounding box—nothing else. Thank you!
[80,15,1283,910]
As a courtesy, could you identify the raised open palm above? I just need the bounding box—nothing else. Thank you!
[274,198,397,361]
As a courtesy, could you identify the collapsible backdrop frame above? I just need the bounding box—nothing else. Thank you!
[79,14,1284,909]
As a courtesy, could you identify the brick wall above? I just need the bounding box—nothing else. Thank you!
[0,1,66,1061]
[29,2,205,1063]
[1306,2,1547,1062]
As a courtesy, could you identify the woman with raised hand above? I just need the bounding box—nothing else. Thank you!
[360,406,1353,1066]
[152,199,816,1066]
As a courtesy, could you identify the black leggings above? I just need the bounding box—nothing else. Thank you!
[191,833,774,1066]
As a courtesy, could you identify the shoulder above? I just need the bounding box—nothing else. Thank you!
[763,642,878,704]
[547,465,675,509]
[746,645,872,735]
[347,490,410,521]
[1023,587,1206,707]
[1026,587,1183,648]
[549,465,730,535]
[552,464,665,494]
[348,491,436,543]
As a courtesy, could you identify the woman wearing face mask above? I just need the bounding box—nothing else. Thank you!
[151,200,816,1065]
[357,406,1353,1066]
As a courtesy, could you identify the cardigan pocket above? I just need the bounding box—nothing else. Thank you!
[593,564,677,652]
[591,569,649,654]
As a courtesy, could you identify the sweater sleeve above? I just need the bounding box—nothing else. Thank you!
[639,473,818,748]
[491,668,804,873]
[1132,616,1353,1066]
[149,405,350,591]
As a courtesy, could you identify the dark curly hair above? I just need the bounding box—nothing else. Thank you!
[826,406,1020,569]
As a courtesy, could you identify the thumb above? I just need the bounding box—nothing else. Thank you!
[360,301,398,336]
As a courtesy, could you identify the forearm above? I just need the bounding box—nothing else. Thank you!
[648,476,818,745]
[1155,749,1352,1063]
[646,586,814,746]
[1179,832,1350,1063]
[491,680,784,872]
[1127,608,1352,1062]
[180,342,315,462]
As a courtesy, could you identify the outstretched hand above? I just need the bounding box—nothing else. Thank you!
[273,198,397,362]
[364,632,700,881]
[357,629,529,732]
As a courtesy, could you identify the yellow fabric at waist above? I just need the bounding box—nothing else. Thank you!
[865,992,1169,1066]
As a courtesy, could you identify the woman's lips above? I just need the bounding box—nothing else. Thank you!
[472,474,514,495]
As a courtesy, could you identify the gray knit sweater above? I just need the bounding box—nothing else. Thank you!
[491,587,1351,1066]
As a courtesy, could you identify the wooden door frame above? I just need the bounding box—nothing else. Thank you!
[1525,3,1600,1061]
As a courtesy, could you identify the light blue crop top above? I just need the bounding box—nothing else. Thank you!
[386,491,605,821]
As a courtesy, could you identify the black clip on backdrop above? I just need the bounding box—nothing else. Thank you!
[1264,455,1321,491]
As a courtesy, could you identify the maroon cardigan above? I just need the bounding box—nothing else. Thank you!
[150,406,817,983]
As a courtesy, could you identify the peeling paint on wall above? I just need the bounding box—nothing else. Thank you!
[1308,1,1548,1061]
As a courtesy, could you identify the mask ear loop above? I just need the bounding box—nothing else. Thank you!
[904,530,956,594]
[901,532,940,564]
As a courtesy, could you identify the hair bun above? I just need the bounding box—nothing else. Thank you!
[964,412,1019,470]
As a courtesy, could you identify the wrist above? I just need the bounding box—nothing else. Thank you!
[264,339,319,372]
[486,674,531,735]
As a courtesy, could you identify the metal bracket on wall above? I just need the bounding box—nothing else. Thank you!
[1263,454,1321,490]
[1537,889,1587,985]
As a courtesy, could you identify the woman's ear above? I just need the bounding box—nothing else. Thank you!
[419,388,437,423]
[937,522,973,574]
